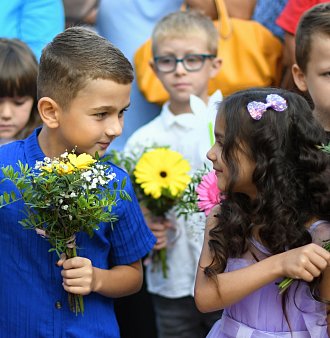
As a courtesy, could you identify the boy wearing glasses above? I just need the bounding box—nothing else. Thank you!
[125,10,222,338]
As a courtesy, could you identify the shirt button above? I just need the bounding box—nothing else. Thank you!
[55,301,62,309]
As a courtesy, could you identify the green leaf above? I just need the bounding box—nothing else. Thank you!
[121,177,127,189]
[3,192,10,204]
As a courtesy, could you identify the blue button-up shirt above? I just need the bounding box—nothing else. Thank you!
[0,129,156,337]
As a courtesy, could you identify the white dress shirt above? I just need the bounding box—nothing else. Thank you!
[124,90,222,298]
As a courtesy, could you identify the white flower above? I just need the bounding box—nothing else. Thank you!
[59,199,63,204]
[107,173,116,180]
[61,205,69,210]
[34,161,44,169]
[70,192,77,198]
[68,215,73,221]
[59,164,68,171]
[90,183,97,189]
[61,151,68,158]
[44,157,51,163]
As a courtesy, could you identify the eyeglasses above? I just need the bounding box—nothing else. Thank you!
[153,54,216,73]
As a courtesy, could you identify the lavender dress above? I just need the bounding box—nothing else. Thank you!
[207,221,329,338]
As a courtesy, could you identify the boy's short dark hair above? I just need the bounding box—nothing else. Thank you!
[38,26,134,110]
[295,3,330,72]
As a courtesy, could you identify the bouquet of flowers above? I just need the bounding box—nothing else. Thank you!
[0,151,131,314]
[175,166,223,218]
[110,147,191,278]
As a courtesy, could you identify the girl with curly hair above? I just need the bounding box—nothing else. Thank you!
[195,88,330,337]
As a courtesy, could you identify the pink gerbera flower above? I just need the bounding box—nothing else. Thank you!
[196,170,222,216]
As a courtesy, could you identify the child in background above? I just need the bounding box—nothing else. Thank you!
[291,3,330,141]
[0,27,156,337]
[0,38,41,145]
[276,0,328,89]
[125,10,222,338]
[195,87,330,337]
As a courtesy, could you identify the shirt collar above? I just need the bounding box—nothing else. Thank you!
[24,127,46,168]
[160,90,222,129]
[190,90,222,117]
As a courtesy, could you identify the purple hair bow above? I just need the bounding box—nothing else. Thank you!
[247,94,288,120]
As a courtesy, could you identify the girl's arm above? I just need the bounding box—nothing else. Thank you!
[59,257,143,298]
[194,210,330,313]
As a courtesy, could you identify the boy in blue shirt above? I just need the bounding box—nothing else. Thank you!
[0,26,156,337]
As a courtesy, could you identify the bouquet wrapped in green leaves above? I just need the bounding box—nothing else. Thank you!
[0,151,131,314]
[110,147,191,278]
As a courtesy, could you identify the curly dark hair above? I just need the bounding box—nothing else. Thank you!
[206,88,330,277]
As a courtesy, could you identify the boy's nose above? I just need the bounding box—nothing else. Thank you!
[105,118,123,137]
[175,61,187,75]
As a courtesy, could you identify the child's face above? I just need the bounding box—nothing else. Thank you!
[207,114,256,198]
[41,78,131,157]
[152,35,220,108]
[293,33,330,122]
[0,96,33,140]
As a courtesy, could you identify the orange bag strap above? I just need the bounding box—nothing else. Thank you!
[214,0,232,39]
[183,0,232,39]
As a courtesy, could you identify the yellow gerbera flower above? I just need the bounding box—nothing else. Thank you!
[134,148,191,199]
[68,153,96,169]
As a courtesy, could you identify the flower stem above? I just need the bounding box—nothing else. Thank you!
[159,248,168,279]
[66,245,84,315]
[278,278,295,294]
[152,248,168,278]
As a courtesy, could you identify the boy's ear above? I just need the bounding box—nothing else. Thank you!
[292,64,308,92]
[210,57,222,78]
[38,97,61,128]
